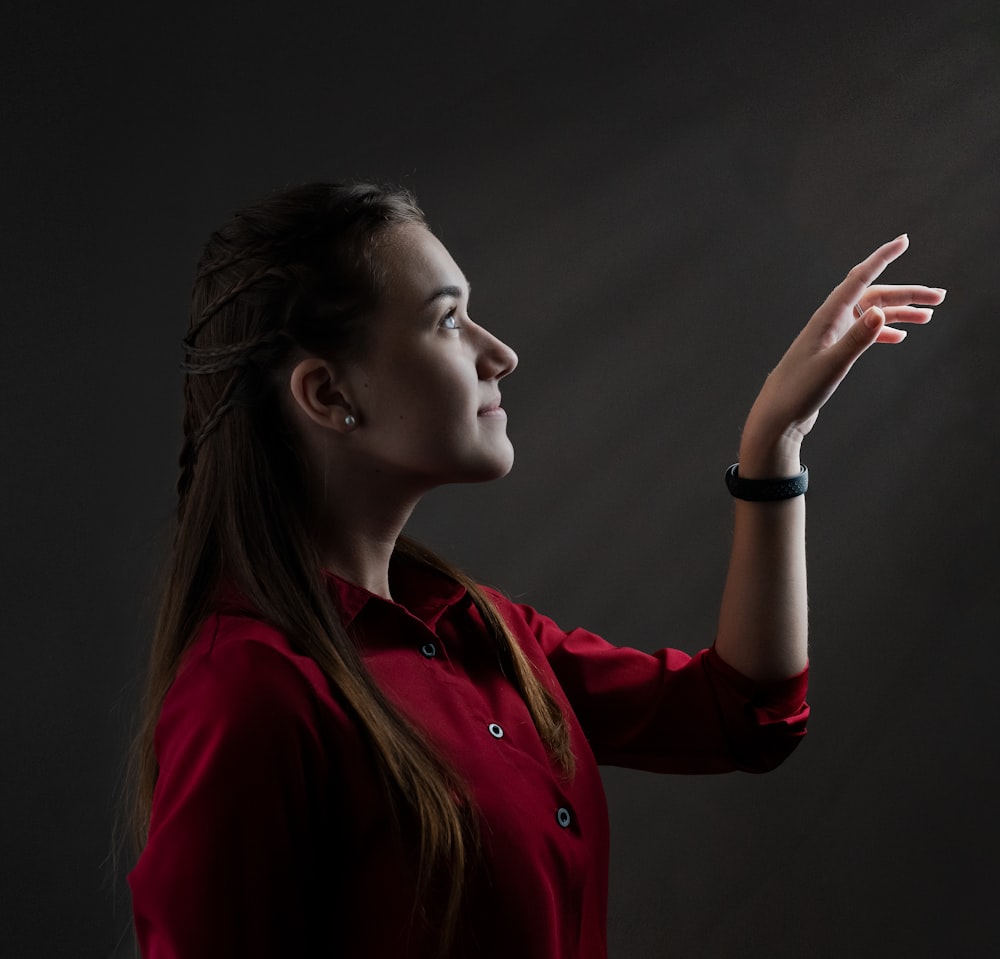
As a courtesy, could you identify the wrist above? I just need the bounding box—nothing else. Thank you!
[737,429,803,480]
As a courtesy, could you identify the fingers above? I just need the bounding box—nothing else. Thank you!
[836,306,888,364]
[861,284,947,308]
[832,234,910,312]
[859,306,908,346]
[850,234,910,286]
[875,326,908,344]
[880,306,934,325]
[857,284,945,328]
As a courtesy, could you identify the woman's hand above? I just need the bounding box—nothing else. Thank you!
[739,235,945,477]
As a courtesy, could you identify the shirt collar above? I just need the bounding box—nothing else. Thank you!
[323,551,468,630]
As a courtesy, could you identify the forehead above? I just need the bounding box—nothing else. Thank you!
[375,224,467,305]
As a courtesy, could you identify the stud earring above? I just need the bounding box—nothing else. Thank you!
[344,414,357,429]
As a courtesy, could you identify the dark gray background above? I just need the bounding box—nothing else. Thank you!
[3,1,998,956]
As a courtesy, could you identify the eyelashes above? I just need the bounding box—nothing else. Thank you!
[441,307,471,331]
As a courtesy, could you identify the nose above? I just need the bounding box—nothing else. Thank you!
[476,326,518,380]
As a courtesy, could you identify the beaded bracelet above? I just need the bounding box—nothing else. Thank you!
[725,464,808,501]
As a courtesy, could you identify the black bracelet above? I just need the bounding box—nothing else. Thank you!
[725,463,808,501]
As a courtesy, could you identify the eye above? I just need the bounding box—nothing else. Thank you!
[440,309,460,330]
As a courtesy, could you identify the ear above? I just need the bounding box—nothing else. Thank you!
[288,357,358,433]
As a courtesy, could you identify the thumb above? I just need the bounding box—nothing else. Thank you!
[839,306,885,363]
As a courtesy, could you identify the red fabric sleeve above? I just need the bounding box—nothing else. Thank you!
[491,595,809,774]
[128,619,338,958]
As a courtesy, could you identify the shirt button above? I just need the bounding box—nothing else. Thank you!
[556,807,572,828]
[488,723,504,739]
[420,642,437,658]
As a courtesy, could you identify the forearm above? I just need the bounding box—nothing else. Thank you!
[710,235,941,682]
[714,431,808,682]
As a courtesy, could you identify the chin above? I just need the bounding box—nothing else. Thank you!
[490,456,515,481]
[464,460,514,485]
[461,446,515,484]
[490,442,516,479]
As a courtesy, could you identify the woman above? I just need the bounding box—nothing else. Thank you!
[127,182,943,957]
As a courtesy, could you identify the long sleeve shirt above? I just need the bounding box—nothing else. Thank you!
[129,555,809,957]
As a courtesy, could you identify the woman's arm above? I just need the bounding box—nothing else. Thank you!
[129,632,336,958]
[713,236,945,681]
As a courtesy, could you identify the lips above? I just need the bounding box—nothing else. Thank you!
[478,395,504,416]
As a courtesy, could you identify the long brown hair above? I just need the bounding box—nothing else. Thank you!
[128,182,574,948]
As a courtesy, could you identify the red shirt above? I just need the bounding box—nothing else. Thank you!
[129,557,808,957]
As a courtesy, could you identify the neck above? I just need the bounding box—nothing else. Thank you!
[311,470,426,603]
[318,524,407,601]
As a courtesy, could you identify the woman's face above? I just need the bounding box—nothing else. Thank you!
[342,224,518,491]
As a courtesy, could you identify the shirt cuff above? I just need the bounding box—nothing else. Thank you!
[704,645,809,721]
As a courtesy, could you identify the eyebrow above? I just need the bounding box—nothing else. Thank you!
[424,283,470,307]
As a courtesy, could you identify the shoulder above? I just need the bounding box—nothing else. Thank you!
[187,613,325,699]
[478,585,542,635]
[157,613,346,758]
[477,585,582,659]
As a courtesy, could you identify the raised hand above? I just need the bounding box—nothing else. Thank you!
[742,235,945,461]
[717,236,945,680]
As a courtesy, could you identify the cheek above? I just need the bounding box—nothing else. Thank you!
[403,356,473,413]
[365,355,471,428]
